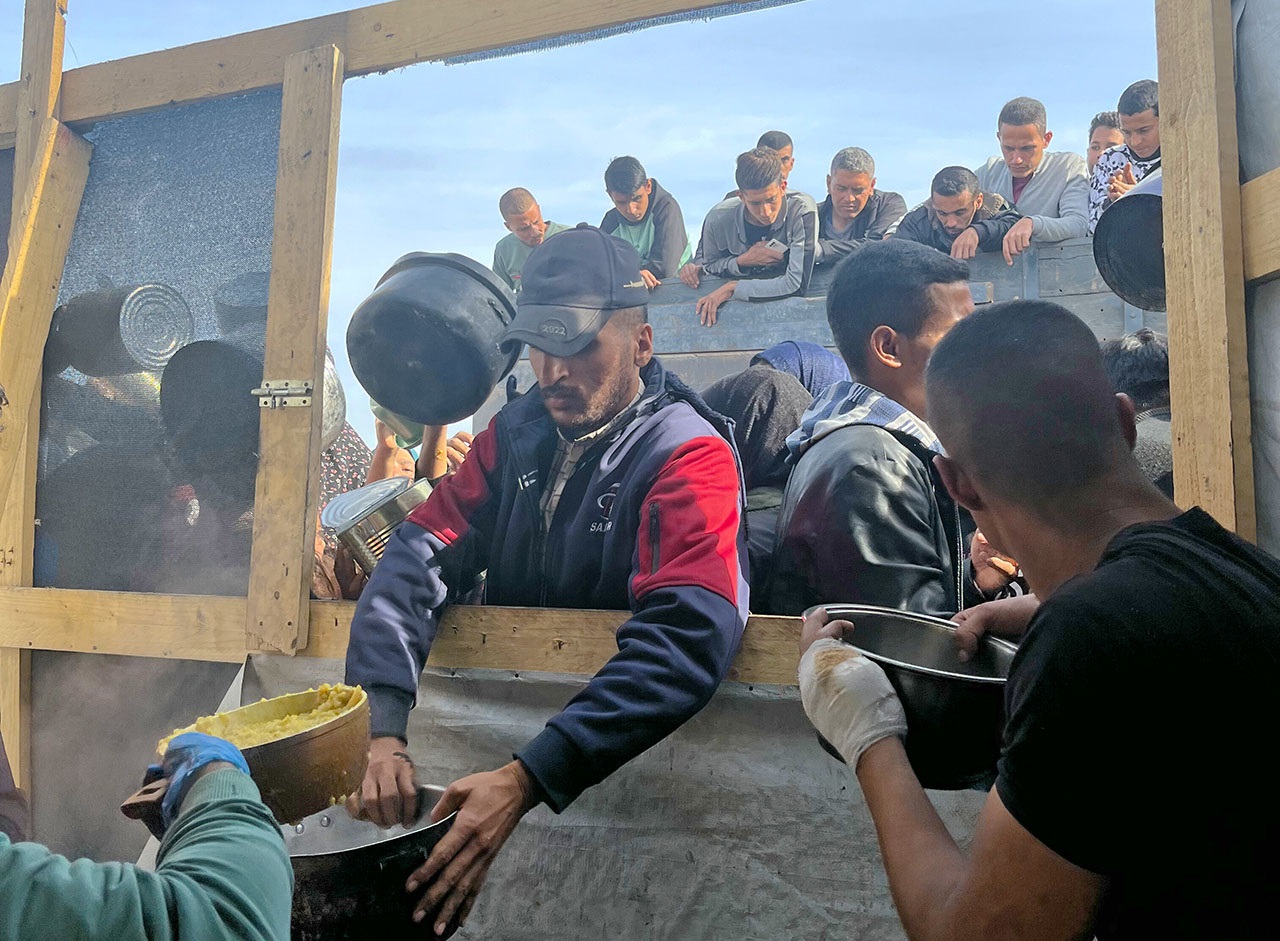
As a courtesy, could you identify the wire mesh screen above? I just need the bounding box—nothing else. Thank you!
[34,91,282,596]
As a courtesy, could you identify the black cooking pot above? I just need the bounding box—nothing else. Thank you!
[346,253,519,426]
[1093,168,1165,312]
[283,786,461,940]
[810,605,1017,790]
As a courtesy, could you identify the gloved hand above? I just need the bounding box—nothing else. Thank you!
[798,635,908,772]
[148,732,250,832]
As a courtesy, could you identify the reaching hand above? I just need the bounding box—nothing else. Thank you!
[696,282,736,326]
[1107,163,1138,202]
[970,530,1020,595]
[737,241,785,268]
[798,611,907,772]
[639,269,662,290]
[444,432,473,474]
[346,735,418,828]
[155,732,250,831]
[1002,217,1035,265]
[951,594,1040,662]
[678,262,702,288]
[406,761,538,936]
[950,227,981,260]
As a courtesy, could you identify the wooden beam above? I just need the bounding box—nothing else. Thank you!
[1155,0,1255,539]
[0,590,803,685]
[1242,166,1280,285]
[245,45,344,656]
[0,120,92,516]
[11,0,66,199]
[0,0,745,148]
[1,0,70,790]
[0,648,31,789]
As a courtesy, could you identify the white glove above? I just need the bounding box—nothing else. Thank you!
[799,637,908,770]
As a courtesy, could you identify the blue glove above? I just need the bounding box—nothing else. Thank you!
[148,732,250,831]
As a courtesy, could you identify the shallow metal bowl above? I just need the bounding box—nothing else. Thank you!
[284,785,460,940]
[816,604,1018,789]
[171,687,370,824]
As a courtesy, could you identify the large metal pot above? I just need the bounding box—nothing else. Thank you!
[284,785,461,940]
[1093,168,1165,312]
[346,252,519,426]
[815,604,1017,789]
[45,284,194,376]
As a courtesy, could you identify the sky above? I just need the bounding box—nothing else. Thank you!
[1,0,1159,446]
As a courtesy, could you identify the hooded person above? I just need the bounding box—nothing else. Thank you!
[764,241,1000,617]
[751,339,850,399]
[343,225,749,933]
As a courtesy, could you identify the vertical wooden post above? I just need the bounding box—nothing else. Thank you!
[1155,0,1255,539]
[245,45,344,655]
[1,0,72,789]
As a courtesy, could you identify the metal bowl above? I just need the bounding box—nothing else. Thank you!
[171,687,371,824]
[325,477,433,575]
[284,785,461,940]
[815,604,1018,789]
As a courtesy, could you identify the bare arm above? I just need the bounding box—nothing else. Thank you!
[855,738,1105,941]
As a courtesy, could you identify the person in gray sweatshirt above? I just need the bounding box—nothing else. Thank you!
[681,147,817,326]
[975,97,1089,262]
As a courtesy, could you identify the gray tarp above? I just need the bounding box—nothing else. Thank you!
[239,655,984,941]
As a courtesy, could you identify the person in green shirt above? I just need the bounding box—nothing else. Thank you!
[492,187,570,291]
[0,729,293,941]
[599,156,692,289]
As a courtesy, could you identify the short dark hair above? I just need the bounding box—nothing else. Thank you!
[998,96,1047,136]
[927,301,1128,509]
[604,156,647,195]
[1118,79,1159,117]
[757,130,793,152]
[931,166,980,199]
[1099,328,1170,411]
[609,305,648,328]
[826,240,970,377]
[1090,110,1122,136]
[736,148,783,193]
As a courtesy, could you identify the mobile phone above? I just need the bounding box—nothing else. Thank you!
[763,238,787,253]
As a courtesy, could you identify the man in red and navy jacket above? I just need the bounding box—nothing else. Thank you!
[345,225,749,933]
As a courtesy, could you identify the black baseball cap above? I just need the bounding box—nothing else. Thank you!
[501,223,649,357]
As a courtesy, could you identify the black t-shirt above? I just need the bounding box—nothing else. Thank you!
[744,219,772,247]
[996,508,1280,939]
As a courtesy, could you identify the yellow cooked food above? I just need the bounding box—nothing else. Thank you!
[159,683,364,753]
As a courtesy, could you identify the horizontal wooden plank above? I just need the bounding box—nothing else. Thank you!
[0,589,802,684]
[0,0,747,148]
[1243,165,1280,284]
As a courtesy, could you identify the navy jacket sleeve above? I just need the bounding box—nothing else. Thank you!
[344,420,502,739]
[515,435,748,812]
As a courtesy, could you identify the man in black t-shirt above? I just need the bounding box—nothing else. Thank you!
[798,299,1280,940]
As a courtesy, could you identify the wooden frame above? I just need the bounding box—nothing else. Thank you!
[0,0,1270,792]
[0,0,801,783]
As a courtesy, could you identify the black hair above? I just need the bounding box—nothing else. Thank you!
[757,130,793,152]
[611,305,649,328]
[736,148,783,192]
[998,97,1047,135]
[1090,110,1121,135]
[927,300,1128,509]
[1118,79,1159,117]
[604,156,648,195]
[1099,328,1170,411]
[826,240,970,377]
[931,165,980,198]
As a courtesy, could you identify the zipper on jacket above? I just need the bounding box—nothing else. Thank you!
[648,502,661,575]
[953,504,965,611]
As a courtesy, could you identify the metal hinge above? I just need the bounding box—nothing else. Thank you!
[252,378,313,408]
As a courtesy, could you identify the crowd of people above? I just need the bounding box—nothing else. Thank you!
[489,81,1161,327]
[7,73,1274,941]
